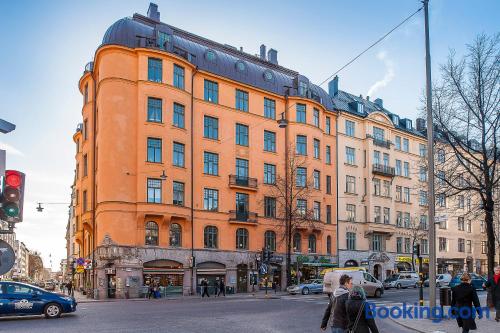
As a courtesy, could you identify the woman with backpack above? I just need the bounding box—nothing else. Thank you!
[345,285,379,333]
[321,274,353,332]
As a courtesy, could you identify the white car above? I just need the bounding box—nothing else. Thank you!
[424,273,452,287]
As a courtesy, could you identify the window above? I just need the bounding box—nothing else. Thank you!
[84,119,88,140]
[313,139,320,159]
[264,197,276,218]
[419,144,427,157]
[204,226,218,248]
[404,238,411,253]
[308,235,317,253]
[264,98,276,119]
[173,64,185,89]
[403,162,409,177]
[75,163,79,179]
[439,237,447,252]
[466,240,472,253]
[397,238,403,253]
[264,163,276,185]
[439,217,448,230]
[296,104,306,123]
[345,120,355,137]
[203,152,219,175]
[293,233,301,252]
[235,89,249,111]
[236,228,249,250]
[403,187,410,203]
[373,179,381,196]
[264,131,276,152]
[395,186,402,201]
[326,117,331,134]
[313,201,321,220]
[147,97,162,122]
[83,190,88,211]
[148,58,162,82]
[382,180,391,197]
[395,136,401,150]
[84,83,88,104]
[383,207,390,224]
[157,31,170,49]
[204,116,218,140]
[457,195,465,209]
[346,232,356,250]
[236,123,249,146]
[373,151,381,165]
[346,147,355,165]
[145,221,159,246]
[403,213,410,228]
[235,158,249,179]
[147,138,162,163]
[437,171,445,185]
[346,176,356,193]
[382,153,389,167]
[419,167,427,182]
[326,205,332,224]
[373,127,385,140]
[419,190,428,206]
[437,149,445,163]
[204,80,218,103]
[296,167,307,187]
[313,170,320,189]
[169,223,182,247]
[326,176,332,194]
[326,146,331,164]
[481,241,487,254]
[173,103,185,128]
[458,238,465,252]
[403,138,409,152]
[173,181,184,206]
[265,230,276,251]
[437,194,446,207]
[313,109,320,127]
[203,188,219,211]
[374,206,381,223]
[421,239,429,254]
[147,179,161,203]
[83,154,88,176]
[346,204,356,222]
[396,211,402,227]
[420,215,428,230]
[395,160,402,176]
[297,199,307,216]
[327,236,332,255]
[173,142,185,167]
[458,217,465,231]
[371,234,382,251]
[296,135,307,155]
[466,220,471,233]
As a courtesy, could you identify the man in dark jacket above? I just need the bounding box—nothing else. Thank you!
[345,286,379,333]
[201,279,210,298]
[484,266,500,322]
[451,273,482,333]
[321,274,353,332]
[218,279,226,297]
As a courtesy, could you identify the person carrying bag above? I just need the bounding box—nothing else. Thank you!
[345,286,379,333]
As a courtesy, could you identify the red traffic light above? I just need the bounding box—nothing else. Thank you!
[5,170,22,188]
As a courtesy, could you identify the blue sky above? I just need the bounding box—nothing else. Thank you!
[0,0,498,270]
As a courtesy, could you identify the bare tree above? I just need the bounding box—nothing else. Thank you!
[408,216,428,271]
[261,144,322,287]
[428,34,500,277]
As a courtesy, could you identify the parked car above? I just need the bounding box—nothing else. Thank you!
[449,273,486,290]
[0,281,77,318]
[423,273,452,287]
[287,279,323,295]
[323,269,384,298]
[44,282,56,291]
[383,272,420,289]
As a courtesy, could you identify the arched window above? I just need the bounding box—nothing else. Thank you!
[293,233,301,252]
[204,226,218,249]
[169,223,182,247]
[264,230,276,251]
[308,234,316,253]
[145,221,159,246]
[327,236,332,255]
[236,228,249,250]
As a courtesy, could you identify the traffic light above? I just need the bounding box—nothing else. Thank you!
[0,170,25,222]
[262,249,273,263]
[413,244,421,257]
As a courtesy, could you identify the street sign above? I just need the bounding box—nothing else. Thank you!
[76,265,84,274]
[259,263,268,275]
[0,240,16,275]
[76,257,85,266]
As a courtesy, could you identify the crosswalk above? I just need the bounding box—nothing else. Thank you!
[280,294,406,308]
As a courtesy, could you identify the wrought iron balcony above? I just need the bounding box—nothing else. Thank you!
[229,210,258,223]
[367,134,391,149]
[229,175,258,189]
[372,164,396,177]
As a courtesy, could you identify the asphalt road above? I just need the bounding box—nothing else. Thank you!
[0,292,419,333]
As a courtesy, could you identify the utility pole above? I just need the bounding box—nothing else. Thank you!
[423,0,437,308]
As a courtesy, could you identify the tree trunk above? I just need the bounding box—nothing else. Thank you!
[286,221,292,287]
[485,197,496,279]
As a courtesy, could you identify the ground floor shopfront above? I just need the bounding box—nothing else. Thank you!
[437,256,488,275]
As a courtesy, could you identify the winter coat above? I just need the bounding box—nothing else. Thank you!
[321,287,350,329]
[345,298,379,333]
[451,282,482,331]
[485,275,500,304]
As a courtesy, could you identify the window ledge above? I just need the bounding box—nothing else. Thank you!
[344,163,358,167]
[344,192,358,196]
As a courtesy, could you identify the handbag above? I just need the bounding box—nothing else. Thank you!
[348,301,365,333]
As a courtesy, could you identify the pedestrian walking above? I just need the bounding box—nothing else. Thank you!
[147,283,154,299]
[213,279,218,297]
[66,281,73,296]
[217,279,226,297]
[345,285,379,333]
[451,272,482,333]
[484,266,500,322]
[321,274,353,332]
[201,278,210,298]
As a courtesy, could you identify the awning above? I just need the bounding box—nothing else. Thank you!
[143,268,184,275]
[302,262,337,267]
[197,269,226,275]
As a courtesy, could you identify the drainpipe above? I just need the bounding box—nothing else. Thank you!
[190,65,199,295]
[91,70,97,299]
[335,112,339,267]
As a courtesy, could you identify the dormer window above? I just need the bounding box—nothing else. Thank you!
[236,61,246,72]
[205,49,217,62]
[298,81,308,97]
[350,101,364,114]
[157,31,171,50]
[392,115,399,126]
[263,70,274,82]
[405,119,412,129]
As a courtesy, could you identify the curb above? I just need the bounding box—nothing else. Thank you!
[76,294,285,303]
[388,316,427,333]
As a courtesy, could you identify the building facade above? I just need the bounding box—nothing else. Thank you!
[72,4,337,298]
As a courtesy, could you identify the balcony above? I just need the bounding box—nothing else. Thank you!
[367,134,391,149]
[229,210,258,223]
[372,164,395,177]
[229,175,258,190]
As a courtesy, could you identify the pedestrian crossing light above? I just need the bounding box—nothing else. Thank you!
[0,170,25,222]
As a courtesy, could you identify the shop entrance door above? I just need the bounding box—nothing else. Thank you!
[107,275,116,298]
[237,264,248,293]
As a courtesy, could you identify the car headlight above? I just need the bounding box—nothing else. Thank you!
[63,297,73,302]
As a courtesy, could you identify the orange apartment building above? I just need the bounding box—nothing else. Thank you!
[72,4,337,298]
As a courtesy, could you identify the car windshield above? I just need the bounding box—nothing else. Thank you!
[302,280,313,285]
[385,275,399,281]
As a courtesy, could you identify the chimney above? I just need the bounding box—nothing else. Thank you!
[366,96,370,101]
[240,47,243,52]
[267,48,278,65]
[374,98,383,108]
[416,118,426,132]
[328,75,339,97]
[147,3,160,21]
[260,44,266,60]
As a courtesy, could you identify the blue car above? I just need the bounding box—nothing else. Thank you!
[448,273,486,290]
[286,279,324,295]
[0,281,77,318]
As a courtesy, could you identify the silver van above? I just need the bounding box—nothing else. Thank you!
[323,270,384,298]
[383,272,419,289]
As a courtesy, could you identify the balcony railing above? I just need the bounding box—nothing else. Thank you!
[367,134,391,149]
[372,164,396,177]
[229,175,258,189]
[229,210,258,223]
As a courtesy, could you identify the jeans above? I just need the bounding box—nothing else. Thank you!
[331,328,346,333]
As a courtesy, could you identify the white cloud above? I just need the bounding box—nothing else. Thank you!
[0,141,24,156]
[367,51,395,98]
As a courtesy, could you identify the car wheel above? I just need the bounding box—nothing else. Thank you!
[414,283,418,288]
[44,303,62,319]
[396,283,402,289]
[302,287,310,295]
[374,289,382,298]
[436,282,440,288]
